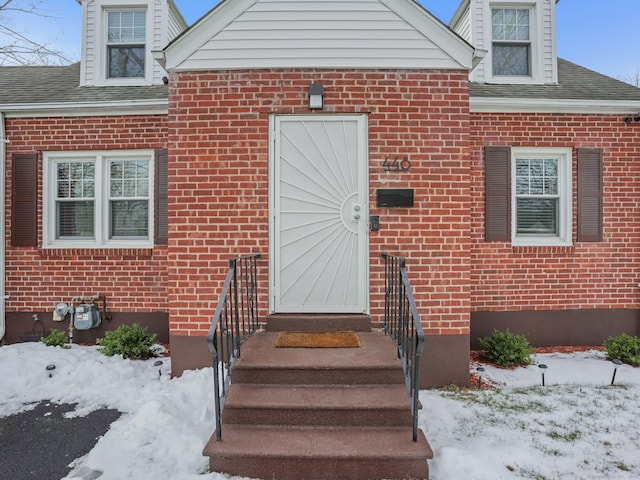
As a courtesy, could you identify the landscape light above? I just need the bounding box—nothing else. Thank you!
[46,364,56,378]
[538,364,548,386]
[476,366,485,388]
[610,359,622,386]
[154,360,163,379]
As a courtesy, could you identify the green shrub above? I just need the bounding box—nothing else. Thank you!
[97,323,158,360]
[40,329,70,348]
[479,329,533,367]
[604,333,640,366]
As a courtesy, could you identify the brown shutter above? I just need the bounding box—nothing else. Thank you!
[485,146,511,241]
[11,153,38,247]
[577,148,603,242]
[154,148,168,245]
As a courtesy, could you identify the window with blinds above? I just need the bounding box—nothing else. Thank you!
[511,148,572,246]
[43,150,155,248]
[515,158,559,235]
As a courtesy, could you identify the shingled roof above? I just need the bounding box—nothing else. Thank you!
[0,62,167,108]
[1,58,639,111]
[471,58,640,101]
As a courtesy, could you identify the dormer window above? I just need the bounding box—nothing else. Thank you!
[106,10,146,79]
[491,8,531,76]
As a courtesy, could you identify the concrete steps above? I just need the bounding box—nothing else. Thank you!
[203,330,433,480]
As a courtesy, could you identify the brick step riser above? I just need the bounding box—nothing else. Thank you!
[222,408,413,427]
[210,455,429,480]
[233,368,405,385]
[266,314,372,333]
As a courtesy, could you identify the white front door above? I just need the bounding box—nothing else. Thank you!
[270,115,368,313]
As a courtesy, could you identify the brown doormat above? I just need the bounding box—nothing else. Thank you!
[275,331,361,348]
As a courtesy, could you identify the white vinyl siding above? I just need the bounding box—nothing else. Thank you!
[174,0,470,71]
[79,0,187,87]
[464,0,557,85]
[167,2,188,41]
[454,7,472,43]
[81,2,98,85]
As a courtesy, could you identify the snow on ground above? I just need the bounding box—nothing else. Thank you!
[1,342,639,480]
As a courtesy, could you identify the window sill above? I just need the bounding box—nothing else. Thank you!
[512,245,575,254]
[486,75,543,85]
[512,238,573,248]
[40,247,156,259]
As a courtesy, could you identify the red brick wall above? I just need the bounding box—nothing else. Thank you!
[168,69,471,337]
[4,115,169,312]
[470,113,640,311]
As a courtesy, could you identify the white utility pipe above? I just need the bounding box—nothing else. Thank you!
[0,113,7,343]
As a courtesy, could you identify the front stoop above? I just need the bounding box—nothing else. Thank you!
[202,331,433,480]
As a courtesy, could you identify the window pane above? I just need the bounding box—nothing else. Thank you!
[492,8,529,41]
[493,44,530,76]
[111,200,148,237]
[57,201,95,238]
[57,161,95,199]
[107,11,145,44]
[516,198,558,235]
[516,159,558,195]
[133,12,146,42]
[110,159,149,197]
[108,46,145,78]
[492,9,504,27]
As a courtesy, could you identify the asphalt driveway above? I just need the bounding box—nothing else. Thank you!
[0,401,121,480]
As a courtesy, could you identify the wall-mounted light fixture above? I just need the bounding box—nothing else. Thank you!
[624,113,640,123]
[308,84,324,110]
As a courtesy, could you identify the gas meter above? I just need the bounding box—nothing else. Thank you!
[74,303,101,330]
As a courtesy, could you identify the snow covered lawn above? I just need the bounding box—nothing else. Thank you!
[1,342,639,479]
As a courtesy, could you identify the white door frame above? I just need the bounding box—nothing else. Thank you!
[268,114,369,314]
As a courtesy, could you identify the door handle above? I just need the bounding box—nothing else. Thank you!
[352,204,361,221]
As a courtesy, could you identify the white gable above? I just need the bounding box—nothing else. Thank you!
[161,0,473,72]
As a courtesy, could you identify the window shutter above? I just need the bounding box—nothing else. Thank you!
[485,146,511,241]
[11,153,38,247]
[154,148,168,245]
[577,148,603,242]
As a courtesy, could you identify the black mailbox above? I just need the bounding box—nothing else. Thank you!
[376,189,414,208]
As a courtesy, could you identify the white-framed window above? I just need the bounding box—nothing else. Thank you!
[483,1,545,84]
[511,147,572,246]
[491,7,531,76]
[106,9,146,79]
[43,150,154,249]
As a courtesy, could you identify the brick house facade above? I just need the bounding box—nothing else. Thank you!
[1,0,640,387]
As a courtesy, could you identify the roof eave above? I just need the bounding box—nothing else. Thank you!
[471,97,640,114]
[0,99,168,118]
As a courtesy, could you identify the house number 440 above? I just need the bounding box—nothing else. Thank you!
[382,155,411,172]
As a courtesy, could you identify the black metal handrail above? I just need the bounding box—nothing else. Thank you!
[207,253,261,441]
[381,253,425,442]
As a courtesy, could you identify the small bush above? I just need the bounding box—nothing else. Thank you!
[479,329,533,367]
[40,329,70,348]
[604,333,640,366]
[97,323,158,360]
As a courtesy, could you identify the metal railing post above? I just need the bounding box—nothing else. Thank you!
[207,254,261,441]
[381,253,425,442]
